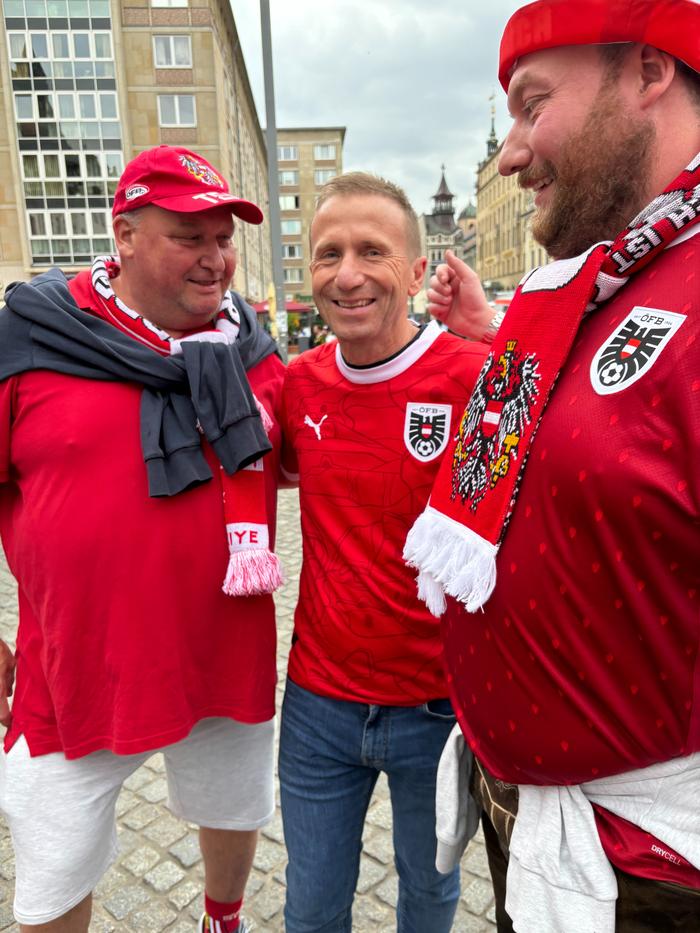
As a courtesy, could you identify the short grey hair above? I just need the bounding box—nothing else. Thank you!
[114,208,144,228]
[313,171,421,259]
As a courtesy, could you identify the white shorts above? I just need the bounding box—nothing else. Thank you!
[0,716,275,925]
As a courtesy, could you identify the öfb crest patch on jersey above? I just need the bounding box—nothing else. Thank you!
[590,306,686,395]
[404,403,452,462]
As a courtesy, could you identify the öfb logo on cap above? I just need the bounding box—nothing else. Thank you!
[125,184,149,201]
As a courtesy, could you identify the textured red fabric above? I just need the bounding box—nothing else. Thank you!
[442,231,700,787]
[111,145,263,222]
[593,806,700,889]
[498,0,700,91]
[0,286,284,758]
[425,159,700,563]
[282,328,487,705]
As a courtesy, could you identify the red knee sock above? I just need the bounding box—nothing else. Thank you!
[204,894,243,932]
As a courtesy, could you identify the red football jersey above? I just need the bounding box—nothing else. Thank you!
[443,235,700,785]
[442,233,700,883]
[0,277,283,759]
[282,323,487,705]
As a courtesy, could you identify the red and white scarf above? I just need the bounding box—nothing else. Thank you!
[88,257,284,597]
[405,154,700,616]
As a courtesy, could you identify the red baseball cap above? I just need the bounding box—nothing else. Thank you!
[499,0,700,91]
[112,145,264,223]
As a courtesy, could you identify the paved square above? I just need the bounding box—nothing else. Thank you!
[0,489,495,931]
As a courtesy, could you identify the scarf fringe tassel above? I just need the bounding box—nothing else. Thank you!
[222,548,285,597]
[403,507,498,616]
[253,395,274,433]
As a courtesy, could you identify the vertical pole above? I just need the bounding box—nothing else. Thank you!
[259,0,288,362]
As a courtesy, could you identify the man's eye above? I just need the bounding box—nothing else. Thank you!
[523,97,542,117]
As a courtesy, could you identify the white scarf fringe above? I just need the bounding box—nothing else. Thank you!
[403,505,498,616]
[223,547,284,597]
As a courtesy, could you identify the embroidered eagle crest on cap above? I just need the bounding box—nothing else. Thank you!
[179,154,224,188]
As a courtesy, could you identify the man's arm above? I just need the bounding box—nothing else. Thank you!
[427,250,498,341]
[278,365,300,488]
[0,379,16,727]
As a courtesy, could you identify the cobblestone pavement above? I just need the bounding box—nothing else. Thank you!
[0,489,496,931]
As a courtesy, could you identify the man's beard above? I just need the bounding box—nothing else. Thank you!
[521,91,656,259]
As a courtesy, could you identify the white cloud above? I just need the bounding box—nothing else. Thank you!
[231,0,523,214]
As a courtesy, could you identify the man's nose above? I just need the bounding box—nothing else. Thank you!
[335,254,365,290]
[498,124,532,177]
[199,243,227,272]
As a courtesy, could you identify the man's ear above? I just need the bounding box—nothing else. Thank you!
[408,256,427,297]
[636,44,676,110]
[112,215,137,259]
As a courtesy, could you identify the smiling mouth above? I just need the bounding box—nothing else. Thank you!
[525,175,554,206]
[333,298,374,309]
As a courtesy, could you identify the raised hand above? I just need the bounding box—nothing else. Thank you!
[427,250,495,340]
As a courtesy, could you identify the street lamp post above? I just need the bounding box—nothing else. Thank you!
[259,0,288,362]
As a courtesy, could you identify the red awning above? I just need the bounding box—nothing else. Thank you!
[252,299,312,313]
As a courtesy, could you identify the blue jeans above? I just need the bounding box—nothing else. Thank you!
[279,678,461,933]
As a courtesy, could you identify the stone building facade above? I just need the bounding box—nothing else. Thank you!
[475,119,548,291]
[275,125,345,305]
[0,0,271,300]
[457,200,476,269]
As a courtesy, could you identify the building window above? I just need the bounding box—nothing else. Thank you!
[314,169,336,186]
[99,92,117,119]
[283,268,304,284]
[74,33,90,58]
[313,144,336,160]
[27,205,114,264]
[281,220,302,236]
[79,93,96,119]
[283,244,302,259]
[21,154,39,178]
[94,33,112,58]
[51,33,70,58]
[50,213,66,236]
[105,153,124,178]
[279,195,300,211]
[158,94,196,127]
[5,1,125,266]
[151,0,188,6]
[153,35,192,68]
[279,170,299,186]
[29,213,46,236]
[278,145,298,161]
[14,94,34,120]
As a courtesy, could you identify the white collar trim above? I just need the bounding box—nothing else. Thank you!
[335,321,442,384]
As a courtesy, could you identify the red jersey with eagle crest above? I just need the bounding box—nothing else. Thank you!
[441,231,700,887]
[281,322,487,705]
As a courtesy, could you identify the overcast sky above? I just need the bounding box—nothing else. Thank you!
[232,0,523,217]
